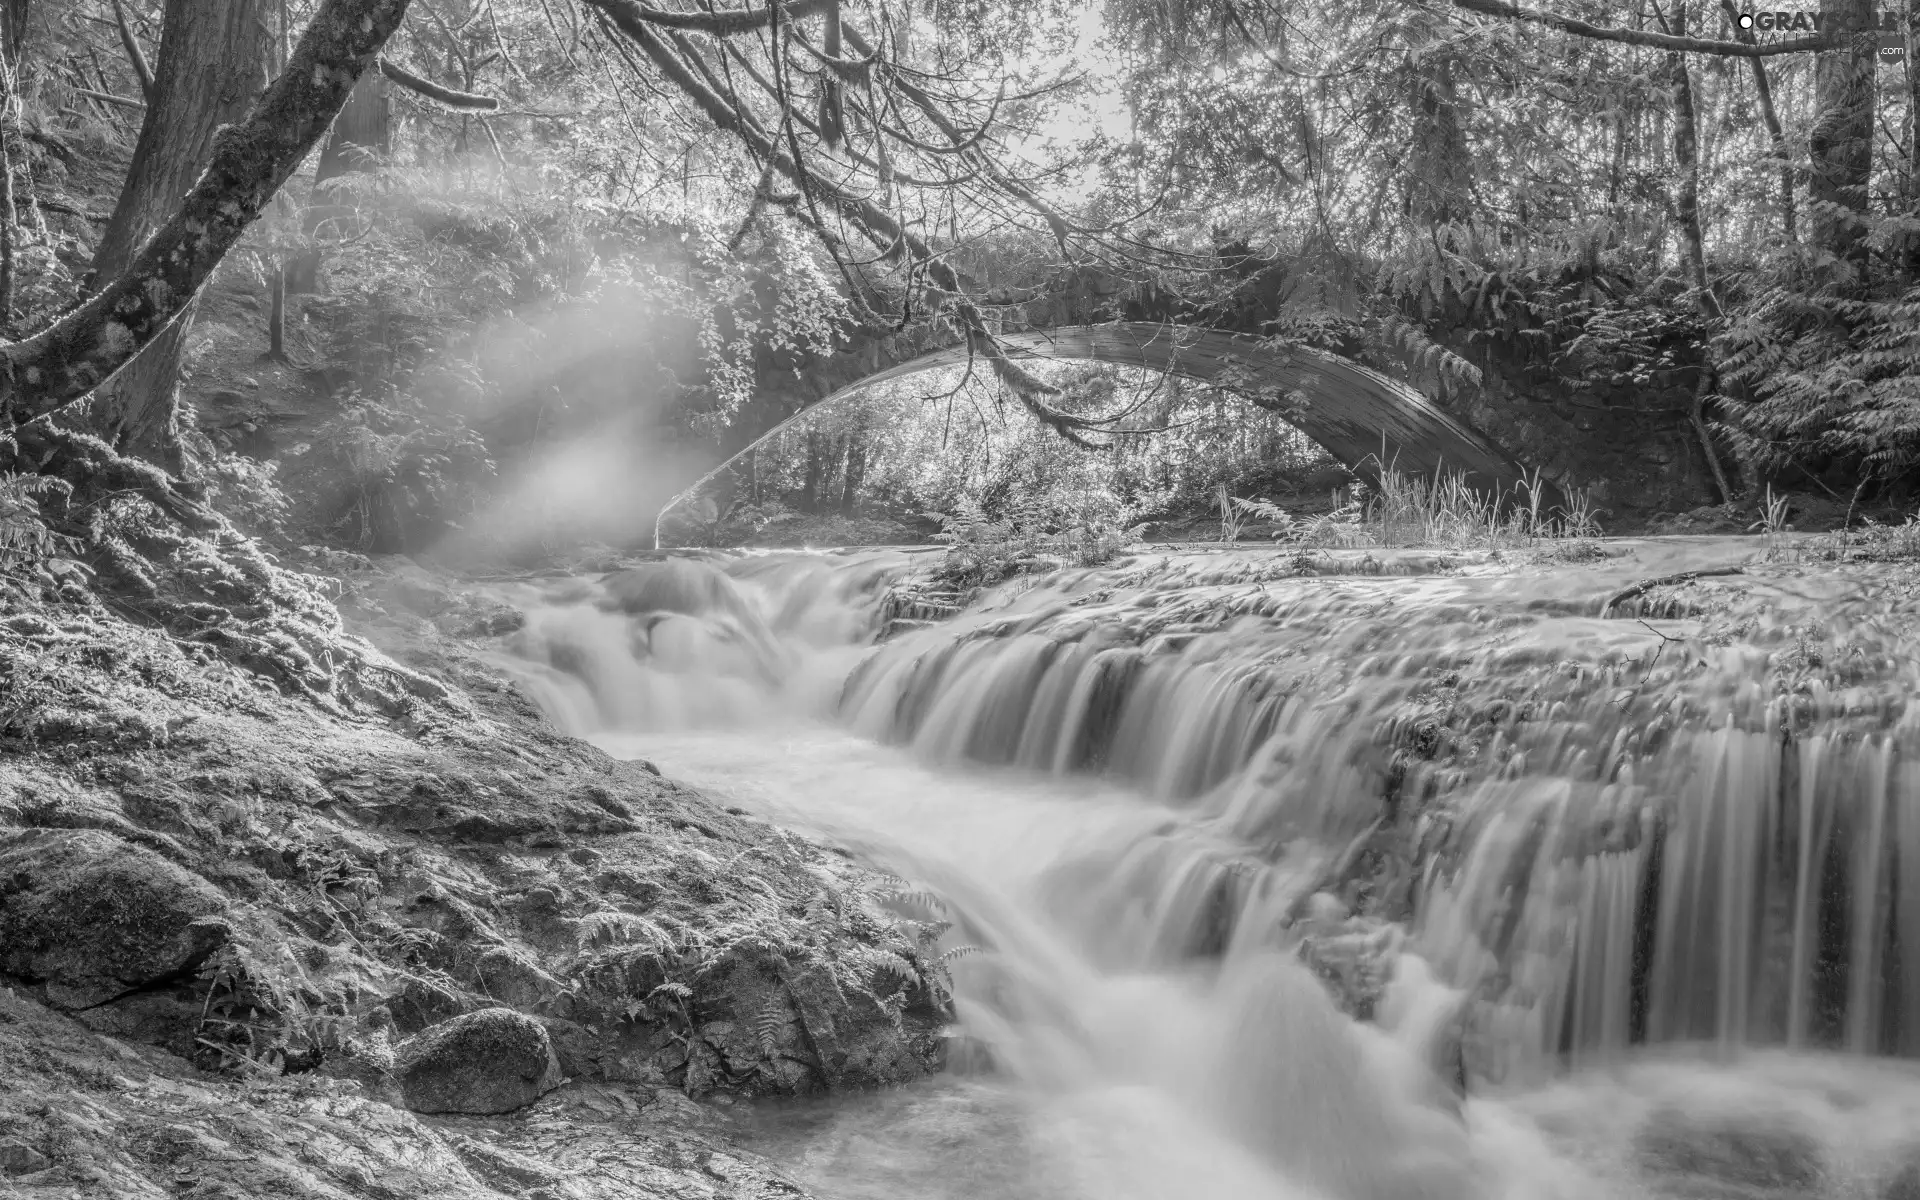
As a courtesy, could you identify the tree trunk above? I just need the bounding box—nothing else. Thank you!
[1910,1,1920,214]
[802,431,822,512]
[0,0,411,425]
[1670,6,1715,315]
[0,0,24,65]
[1408,54,1470,226]
[268,264,287,359]
[1671,3,1732,502]
[0,8,16,334]
[85,0,272,467]
[1810,0,1875,265]
[840,431,866,514]
[286,67,391,294]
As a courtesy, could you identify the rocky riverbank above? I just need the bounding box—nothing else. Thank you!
[0,550,947,1198]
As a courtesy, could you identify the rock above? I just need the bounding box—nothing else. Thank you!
[469,946,565,1011]
[1297,925,1397,1023]
[456,604,525,638]
[389,575,457,617]
[1888,1163,1920,1200]
[0,829,230,1008]
[386,976,468,1034]
[1635,1105,1823,1193]
[394,1008,562,1115]
[449,1134,575,1190]
[1649,503,1748,536]
[601,560,752,621]
[0,1136,50,1176]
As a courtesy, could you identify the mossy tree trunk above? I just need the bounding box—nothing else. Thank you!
[84,0,274,470]
[0,0,410,425]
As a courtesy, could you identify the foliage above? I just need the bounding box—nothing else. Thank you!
[1716,266,1920,481]
[288,387,496,553]
[0,472,72,568]
[201,453,294,542]
[926,492,1144,590]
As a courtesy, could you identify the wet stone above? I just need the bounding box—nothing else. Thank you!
[1884,1157,1920,1200]
[1634,1106,1823,1194]
[0,1136,49,1176]
[0,829,230,1009]
[394,1007,562,1115]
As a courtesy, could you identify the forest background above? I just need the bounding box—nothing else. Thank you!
[4,0,1918,568]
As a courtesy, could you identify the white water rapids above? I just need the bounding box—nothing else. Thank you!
[489,544,1920,1200]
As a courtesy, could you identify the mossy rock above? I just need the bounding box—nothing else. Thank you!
[394,1007,562,1115]
[0,829,230,1008]
[1635,1105,1823,1194]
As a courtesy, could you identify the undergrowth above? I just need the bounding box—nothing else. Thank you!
[927,495,1146,590]
[1208,466,1602,552]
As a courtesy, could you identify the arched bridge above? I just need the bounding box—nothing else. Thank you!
[659,321,1554,543]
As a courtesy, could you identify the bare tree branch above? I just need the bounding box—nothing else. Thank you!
[586,0,1128,444]
[1449,0,1830,55]
[75,87,145,110]
[110,0,157,104]
[613,0,834,35]
[379,56,500,109]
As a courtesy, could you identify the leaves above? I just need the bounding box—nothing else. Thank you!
[0,474,74,568]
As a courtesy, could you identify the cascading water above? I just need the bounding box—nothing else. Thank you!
[491,543,1920,1199]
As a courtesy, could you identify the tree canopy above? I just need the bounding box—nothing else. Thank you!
[2,0,1917,556]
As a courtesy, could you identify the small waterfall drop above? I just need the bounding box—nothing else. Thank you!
[490,545,1920,1199]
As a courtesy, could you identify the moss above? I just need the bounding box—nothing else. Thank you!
[393,1007,561,1115]
[0,829,230,1006]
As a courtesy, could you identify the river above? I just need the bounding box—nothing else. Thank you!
[489,541,1920,1200]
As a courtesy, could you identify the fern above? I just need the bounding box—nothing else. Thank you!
[864,948,921,986]
[753,994,789,1057]
[1715,272,1920,476]
[0,473,73,568]
[577,910,675,950]
[1367,315,1483,400]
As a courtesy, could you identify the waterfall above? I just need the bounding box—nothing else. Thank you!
[490,547,1920,1198]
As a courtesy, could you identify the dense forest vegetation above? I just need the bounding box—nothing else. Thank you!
[1,0,1919,578]
[9,4,1920,1195]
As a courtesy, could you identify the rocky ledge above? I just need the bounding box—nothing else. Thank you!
[0,552,948,1196]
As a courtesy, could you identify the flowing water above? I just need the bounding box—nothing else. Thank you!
[491,542,1920,1200]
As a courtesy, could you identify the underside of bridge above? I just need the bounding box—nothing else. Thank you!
[661,322,1559,541]
[869,324,1547,502]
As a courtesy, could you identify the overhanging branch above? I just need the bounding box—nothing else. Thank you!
[585,0,1123,445]
[598,0,833,36]
[379,57,500,110]
[1449,0,1830,55]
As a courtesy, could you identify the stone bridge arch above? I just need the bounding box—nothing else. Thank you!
[660,321,1554,544]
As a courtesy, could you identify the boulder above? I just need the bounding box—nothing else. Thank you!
[601,559,749,620]
[0,1136,50,1176]
[394,1008,562,1115]
[1635,1105,1823,1194]
[469,946,566,1012]
[1889,1162,1920,1200]
[0,829,230,1008]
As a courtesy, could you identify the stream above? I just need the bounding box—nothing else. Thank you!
[489,542,1920,1200]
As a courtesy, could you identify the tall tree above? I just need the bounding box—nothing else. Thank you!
[1669,0,1733,502]
[0,0,411,424]
[286,66,392,295]
[83,0,275,469]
